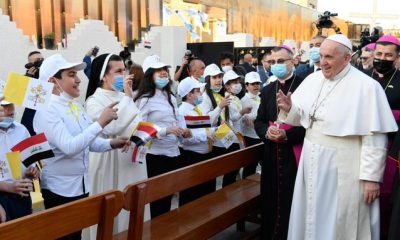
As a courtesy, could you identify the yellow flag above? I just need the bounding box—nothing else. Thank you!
[4,72,30,106]
[6,152,21,179]
[4,72,53,110]
[215,123,236,149]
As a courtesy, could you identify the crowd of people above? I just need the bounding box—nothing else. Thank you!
[0,32,400,240]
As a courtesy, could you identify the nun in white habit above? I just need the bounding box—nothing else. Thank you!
[84,53,148,238]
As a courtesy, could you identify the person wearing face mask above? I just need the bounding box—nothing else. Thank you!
[177,78,216,206]
[199,64,239,187]
[254,45,305,240]
[134,55,191,219]
[0,100,39,222]
[21,51,45,137]
[369,35,400,240]
[84,54,142,238]
[188,59,206,83]
[296,35,326,80]
[240,72,263,178]
[215,69,252,187]
[219,52,235,73]
[33,54,130,240]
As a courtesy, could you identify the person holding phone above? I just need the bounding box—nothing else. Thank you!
[83,46,99,79]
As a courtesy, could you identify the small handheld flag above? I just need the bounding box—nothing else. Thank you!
[184,115,211,129]
[6,152,22,179]
[215,123,236,149]
[130,122,160,162]
[3,72,53,110]
[11,133,55,167]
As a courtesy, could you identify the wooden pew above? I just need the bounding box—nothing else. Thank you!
[0,190,124,240]
[114,143,264,240]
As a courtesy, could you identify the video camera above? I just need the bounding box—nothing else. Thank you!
[316,11,338,29]
[184,50,195,62]
[359,27,380,49]
[25,59,43,70]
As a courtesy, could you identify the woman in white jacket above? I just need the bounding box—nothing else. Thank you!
[84,53,145,236]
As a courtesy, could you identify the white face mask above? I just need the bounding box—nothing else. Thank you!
[55,79,74,100]
[222,65,233,73]
[231,83,242,95]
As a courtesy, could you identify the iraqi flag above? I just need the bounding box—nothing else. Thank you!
[184,115,211,129]
[130,122,160,162]
[11,133,54,167]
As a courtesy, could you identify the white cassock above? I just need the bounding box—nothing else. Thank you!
[83,88,149,239]
[281,64,398,240]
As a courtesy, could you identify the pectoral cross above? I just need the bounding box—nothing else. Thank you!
[309,114,317,129]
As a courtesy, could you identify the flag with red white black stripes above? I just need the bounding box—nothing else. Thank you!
[11,133,54,167]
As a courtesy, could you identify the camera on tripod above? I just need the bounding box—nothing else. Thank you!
[316,11,338,29]
[359,27,380,49]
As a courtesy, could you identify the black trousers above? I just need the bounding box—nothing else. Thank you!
[212,144,240,187]
[146,153,180,218]
[42,189,89,240]
[178,149,215,206]
[0,192,32,222]
[242,136,262,178]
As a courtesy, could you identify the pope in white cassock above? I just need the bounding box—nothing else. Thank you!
[277,34,398,240]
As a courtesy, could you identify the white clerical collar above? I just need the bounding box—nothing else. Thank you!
[329,64,351,82]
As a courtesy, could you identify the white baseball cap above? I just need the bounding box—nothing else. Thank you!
[39,54,86,82]
[222,70,240,84]
[204,63,223,77]
[0,100,11,105]
[245,72,262,84]
[142,55,170,73]
[177,77,205,97]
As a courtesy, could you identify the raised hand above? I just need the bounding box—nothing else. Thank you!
[97,102,119,128]
[276,90,292,112]
[240,106,252,116]
[124,74,134,97]
[219,95,231,109]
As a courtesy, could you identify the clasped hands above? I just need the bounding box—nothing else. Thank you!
[265,125,286,142]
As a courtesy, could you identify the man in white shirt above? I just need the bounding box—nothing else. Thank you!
[177,77,215,206]
[33,54,129,240]
[277,34,397,240]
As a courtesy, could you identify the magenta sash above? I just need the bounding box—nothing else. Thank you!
[392,110,400,122]
[268,121,303,166]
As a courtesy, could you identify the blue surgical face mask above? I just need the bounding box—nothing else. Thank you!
[198,76,206,83]
[112,75,124,92]
[0,117,14,129]
[309,47,320,63]
[155,77,169,89]
[271,64,289,79]
[210,86,222,93]
[195,95,203,105]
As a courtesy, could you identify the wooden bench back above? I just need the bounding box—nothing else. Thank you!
[123,143,263,240]
[0,190,124,240]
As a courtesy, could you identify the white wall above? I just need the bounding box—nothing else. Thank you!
[0,17,124,121]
